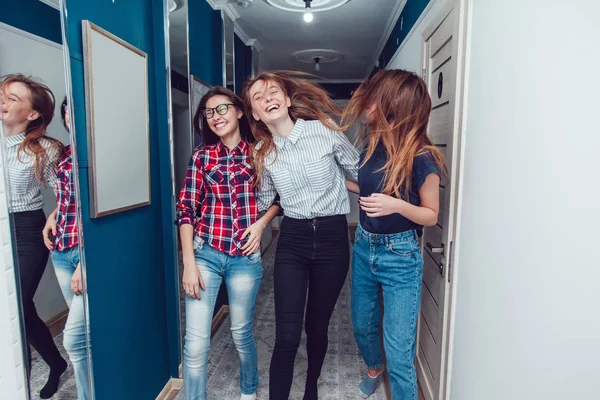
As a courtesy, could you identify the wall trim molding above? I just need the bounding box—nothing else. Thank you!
[234,24,262,52]
[0,22,62,49]
[207,0,262,52]
[207,0,240,21]
[211,305,230,338]
[365,0,407,77]
[47,308,69,337]
[155,378,183,400]
[38,0,59,10]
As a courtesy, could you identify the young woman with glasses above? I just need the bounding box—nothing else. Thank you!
[176,86,279,400]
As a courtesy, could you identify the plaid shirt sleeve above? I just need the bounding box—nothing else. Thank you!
[176,151,204,226]
[53,148,79,251]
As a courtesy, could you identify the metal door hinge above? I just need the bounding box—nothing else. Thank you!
[447,240,453,283]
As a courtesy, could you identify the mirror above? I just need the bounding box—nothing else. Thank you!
[0,1,92,399]
[168,0,191,360]
[223,11,235,92]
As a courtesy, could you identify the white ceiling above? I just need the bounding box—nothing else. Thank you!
[233,0,401,79]
[170,0,402,80]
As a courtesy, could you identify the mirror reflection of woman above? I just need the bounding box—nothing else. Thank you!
[42,96,90,400]
[242,71,360,400]
[176,87,279,400]
[0,74,67,399]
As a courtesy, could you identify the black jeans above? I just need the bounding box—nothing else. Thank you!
[269,215,350,399]
[12,209,64,375]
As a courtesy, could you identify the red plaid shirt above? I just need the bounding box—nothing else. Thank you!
[176,140,259,256]
[54,146,79,251]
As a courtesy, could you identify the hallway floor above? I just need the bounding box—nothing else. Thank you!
[174,234,422,400]
[29,332,78,399]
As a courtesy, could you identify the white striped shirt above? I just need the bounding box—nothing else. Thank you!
[256,119,359,219]
[5,133,60,213]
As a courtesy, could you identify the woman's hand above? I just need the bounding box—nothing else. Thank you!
[182,257,205,300]
[359,193,402,217]
[241,220,265,256]
[71,263,84,295]
[42,209,58,250]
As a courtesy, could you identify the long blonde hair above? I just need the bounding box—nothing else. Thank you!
[341,69,446,198]
[241,70,342,184]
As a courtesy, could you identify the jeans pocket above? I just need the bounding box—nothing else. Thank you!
[245,249,262,264]
[193,236,205,254]
[386,240,415,257]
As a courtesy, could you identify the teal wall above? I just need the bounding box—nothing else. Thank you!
[0,0,61,44]
[188,0,223,86]
[64,0,179,398]
[375,0,431,72]
[234,33,252,95]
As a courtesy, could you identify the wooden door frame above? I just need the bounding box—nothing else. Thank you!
[416,0,471,398]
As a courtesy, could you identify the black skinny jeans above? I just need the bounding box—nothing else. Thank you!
[12,209,64,374]
[269,215,349,399]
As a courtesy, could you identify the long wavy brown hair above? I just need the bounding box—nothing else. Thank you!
[1,74,63,185]
[241,70,342,184]
[341,69,446,198]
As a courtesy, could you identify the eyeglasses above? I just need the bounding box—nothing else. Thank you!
[203,103,235,119]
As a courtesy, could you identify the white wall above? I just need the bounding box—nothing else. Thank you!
[449,1,600,399]
[0,126,27,400]
[0,24,68,323]
[387,0,452,73]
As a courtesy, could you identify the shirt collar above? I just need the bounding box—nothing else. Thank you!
[273,119,306,148]
[5,132,25,148]
[215,139,249,155]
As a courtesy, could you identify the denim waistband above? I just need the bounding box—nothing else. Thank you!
[283,214,346,225]
[355,224,418,244]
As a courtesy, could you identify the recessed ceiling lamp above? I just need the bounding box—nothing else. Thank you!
[293,49,343,72]
[303,0,313,23]
[313,56,321,71]
[265,1,351,19]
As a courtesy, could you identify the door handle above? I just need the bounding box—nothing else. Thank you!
[426,242,444,254]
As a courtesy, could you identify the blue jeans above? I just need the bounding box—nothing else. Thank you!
[183,239,262,400]
[351,224,423,400]
[50,246,91,400]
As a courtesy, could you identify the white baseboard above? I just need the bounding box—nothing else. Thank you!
[156,378,183,400]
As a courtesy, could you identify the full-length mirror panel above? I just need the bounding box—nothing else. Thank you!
[0,1,92,399]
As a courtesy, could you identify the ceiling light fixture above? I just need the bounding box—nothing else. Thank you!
[303,0,314,23]
[314,56,321,72]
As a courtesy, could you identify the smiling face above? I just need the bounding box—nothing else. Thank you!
[204,94,242,139]
[0,82,40,128]
[248,79,292,125]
